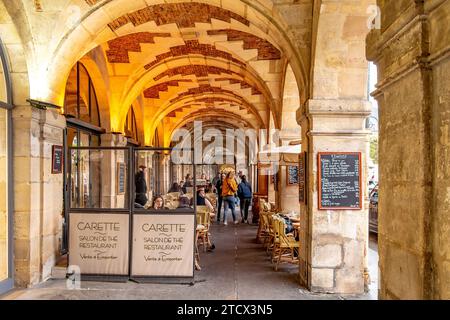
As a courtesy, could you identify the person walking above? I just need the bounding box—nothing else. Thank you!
[135,165,148,206]
[215,173,226,223]
[237,175,252,223]
[222,171,238,225]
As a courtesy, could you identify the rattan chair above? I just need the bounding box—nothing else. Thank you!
[273,218,300,271]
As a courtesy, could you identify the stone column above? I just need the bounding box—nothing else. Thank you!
[278,136,302,214]
[367,0,450,299]
[13,106,66,286]
[297,0,374,294]
[298,100,371,294]
[100,133,128,209]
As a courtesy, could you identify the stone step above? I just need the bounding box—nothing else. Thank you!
[51,266,67,280]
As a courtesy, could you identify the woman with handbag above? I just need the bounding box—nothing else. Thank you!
[221,171,238,225]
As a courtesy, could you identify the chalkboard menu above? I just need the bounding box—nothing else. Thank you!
[298,152,307,204]
[318,152,362,210]
[52,145,63,174]
[117,163,126,195]
[287,165,299,185]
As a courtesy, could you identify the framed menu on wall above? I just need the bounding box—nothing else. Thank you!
[287,165,299,185]
[117,163,126,195]
[318,152,362,210]
[51,145,63,174]
[298,152,307,204]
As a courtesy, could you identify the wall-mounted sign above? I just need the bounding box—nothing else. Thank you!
[298,152,307,204]
[287,165,299,185]
[68,213,130,275]
[117,163,126,195]
[52,145,63,174]
[318,152,362,210]
[131,214,195,278]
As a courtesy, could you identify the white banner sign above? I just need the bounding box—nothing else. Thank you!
[69,213,129,275]
[131,214,195,277]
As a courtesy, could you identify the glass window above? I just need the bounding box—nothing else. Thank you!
[125,107,138,143]
[70,148,130,210]
[134,150,195,211]
[63,62,101,127]
[0,56,7,103]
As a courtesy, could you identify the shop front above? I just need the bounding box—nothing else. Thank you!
[67,147,197,282]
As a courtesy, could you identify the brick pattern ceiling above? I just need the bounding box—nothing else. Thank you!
[143,40,244,69]
[143,77,261,100]
[154,65,239,81]
[143,80,193,99]
[106,32,171,63]
[214,78,262,95]
[85,0,101,6]
[170,85,241,103]
[81,1,280,130]
[108,3,250,31]
[207,30,281,60]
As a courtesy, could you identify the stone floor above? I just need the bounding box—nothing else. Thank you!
[1,223,378,300]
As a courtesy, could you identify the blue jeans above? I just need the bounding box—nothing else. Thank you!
[223,196,237,222]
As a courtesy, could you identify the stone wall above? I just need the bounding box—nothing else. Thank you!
[13,106,66,286]
[367,0,450,299]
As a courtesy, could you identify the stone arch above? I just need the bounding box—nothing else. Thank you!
[0,1,67,288]
[34,0,308,108]
[77,53,112,131]
[280,63,301,138]
[115,56,278,133]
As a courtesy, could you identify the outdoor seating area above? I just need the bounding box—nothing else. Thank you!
[195,205,216,271]
[256,199,300,271]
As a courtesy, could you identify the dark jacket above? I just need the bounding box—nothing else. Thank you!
[135,171,147,194]
[216,179,224,198]
[237,181,252,199]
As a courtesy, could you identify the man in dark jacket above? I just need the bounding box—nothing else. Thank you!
[135,165,148,206]
[215,173,226,223]
[237,175,252,223]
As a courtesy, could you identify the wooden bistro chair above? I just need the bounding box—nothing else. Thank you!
[265,213,279,256]
[273,218,300,271]
[196,206,212,253]
[256,211,270,244]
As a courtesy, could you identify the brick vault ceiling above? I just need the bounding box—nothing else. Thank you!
[80,1,286,132]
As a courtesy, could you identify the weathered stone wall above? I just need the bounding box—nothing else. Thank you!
[427,0,450,300]
[367,0,450,299]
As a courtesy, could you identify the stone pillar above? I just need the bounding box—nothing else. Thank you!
[298,100,371,294]
[100,133,128,209]
[297,0,374,294]
[367,0,450,299]
[278,135,301,214]
[13,106,66,287]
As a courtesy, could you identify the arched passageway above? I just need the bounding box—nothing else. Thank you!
[1,0,449,301]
